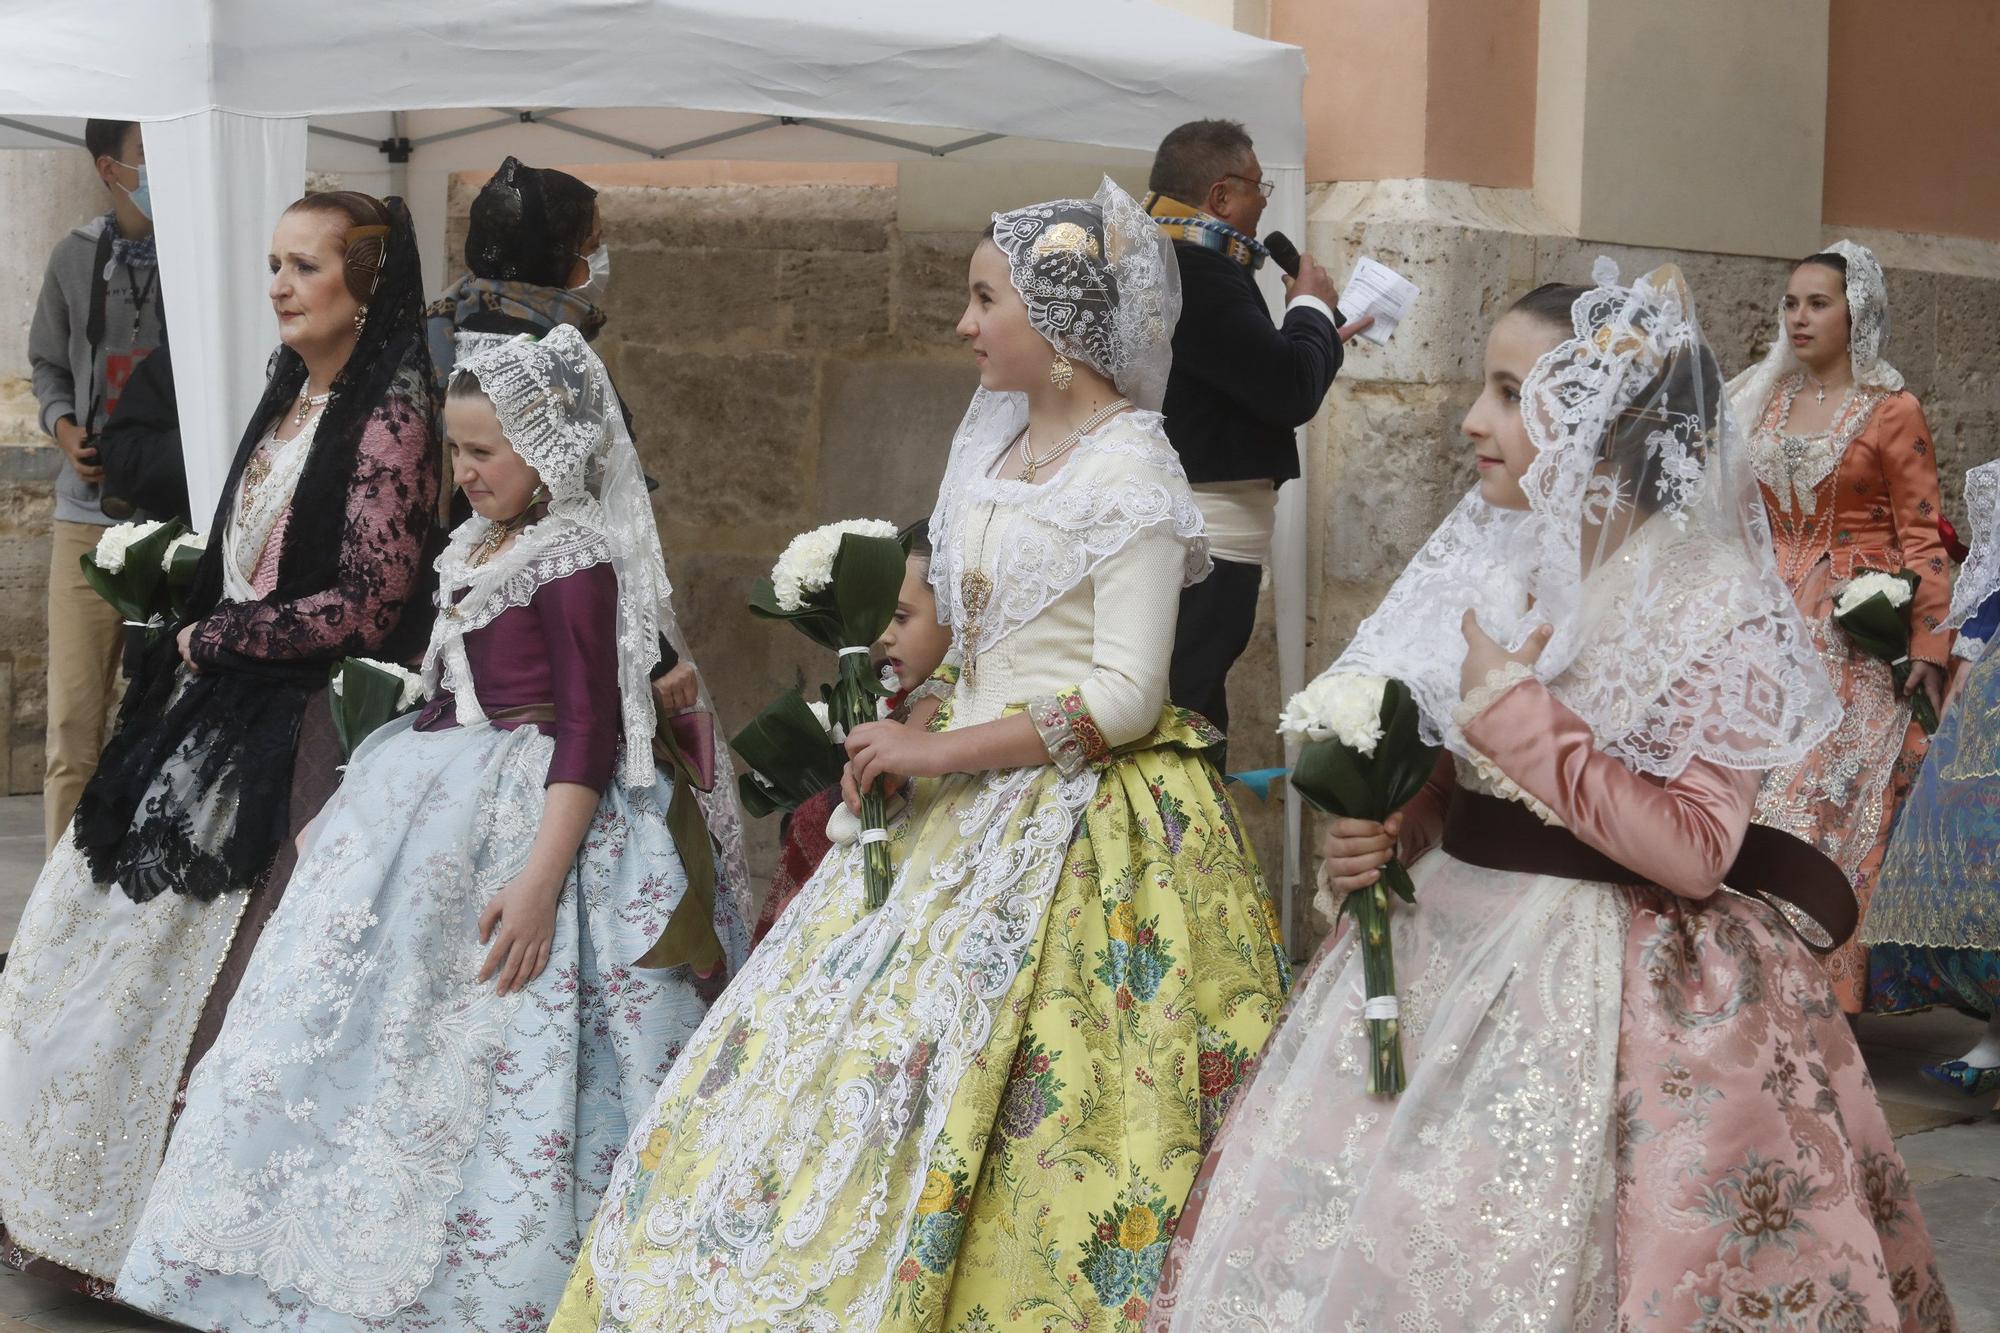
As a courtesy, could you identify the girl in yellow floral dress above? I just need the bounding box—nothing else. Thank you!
[552,180,1291,1333]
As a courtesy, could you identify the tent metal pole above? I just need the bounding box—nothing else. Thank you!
[307,125,380,149]
[407,113,532,149]
[787,118,945,155]
[0,115,82,147]
[931,132,1006,156]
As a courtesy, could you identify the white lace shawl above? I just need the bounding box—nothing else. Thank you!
[926,388,1208,666]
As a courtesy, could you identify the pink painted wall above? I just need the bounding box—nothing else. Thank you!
[1273,0,1429,182]
[1272,0,1537,187]
[1423,0,1538,187]
[1823,0,2000,242]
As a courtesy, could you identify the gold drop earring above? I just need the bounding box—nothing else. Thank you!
[1049,352,1074,391]
[353,304,369,334]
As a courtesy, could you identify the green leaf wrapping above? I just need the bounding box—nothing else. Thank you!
[1288,678,1443,821]
[329,659,419,760]
[166,541,205,621]
[728,690,846,815]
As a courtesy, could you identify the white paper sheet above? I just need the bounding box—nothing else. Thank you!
[1338,256,1420,345]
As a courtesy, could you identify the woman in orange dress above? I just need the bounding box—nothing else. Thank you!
[1731,240,1950,1013]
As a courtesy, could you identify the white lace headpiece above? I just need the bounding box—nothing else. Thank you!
[1727,238,1904,432]
[1332,259,1837,777]
[990,177,1181,410]
[1949,459,2000,633]
[426,325,669,789]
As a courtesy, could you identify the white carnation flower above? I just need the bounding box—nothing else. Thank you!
[770,518,902,612]
[1278,672,1388,755]
[91,518,170,574]
[161,530,207,571]
[1835,571,1912,617]
[807,700,835,736]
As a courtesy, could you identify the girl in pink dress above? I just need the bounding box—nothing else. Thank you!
[1146,264,1955,1332]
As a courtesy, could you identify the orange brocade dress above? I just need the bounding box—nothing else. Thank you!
[1750,377,1950,1011]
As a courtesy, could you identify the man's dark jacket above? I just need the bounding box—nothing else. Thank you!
[1160,242,1341,486]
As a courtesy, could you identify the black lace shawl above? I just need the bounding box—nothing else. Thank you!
[73,198,441,902]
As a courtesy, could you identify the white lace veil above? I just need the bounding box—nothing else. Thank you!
[1727,238,1904,432]
[989,176,1180,411]
[428,326,671,790]
[1333,259,1838,777]
[1950,460,2000,632]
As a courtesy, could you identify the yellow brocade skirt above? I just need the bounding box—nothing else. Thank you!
[551,708,1289,1332]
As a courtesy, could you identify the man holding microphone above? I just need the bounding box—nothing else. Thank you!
[1143,118,1368,746]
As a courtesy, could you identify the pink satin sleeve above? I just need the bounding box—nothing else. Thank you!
[1459,676,1759,900]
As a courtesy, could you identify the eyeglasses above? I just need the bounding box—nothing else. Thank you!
[1223,173,1276,199]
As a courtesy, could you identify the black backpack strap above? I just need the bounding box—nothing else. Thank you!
[81,224,115,434]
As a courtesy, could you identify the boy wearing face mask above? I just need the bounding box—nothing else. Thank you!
[28,117,170,851]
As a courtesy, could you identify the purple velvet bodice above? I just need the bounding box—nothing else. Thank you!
[415,562,621,792]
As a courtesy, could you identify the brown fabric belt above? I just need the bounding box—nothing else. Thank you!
[486,703,558,727]
[1439,786,1858,955]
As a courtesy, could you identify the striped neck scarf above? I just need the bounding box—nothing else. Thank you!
[1143,193,1267,271]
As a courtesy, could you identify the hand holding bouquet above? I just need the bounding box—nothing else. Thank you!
[750,519,909,908]
[1280,673,1441,1095]
[1833,569,1937,734]
[329,657,426,759]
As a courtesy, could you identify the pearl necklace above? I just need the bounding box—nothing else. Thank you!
[292,387,332,428]
[1017,398,1131,482]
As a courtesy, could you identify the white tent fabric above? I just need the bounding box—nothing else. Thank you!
[0,0,1315,945]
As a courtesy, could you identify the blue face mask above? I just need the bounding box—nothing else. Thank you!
[113,159,152,221]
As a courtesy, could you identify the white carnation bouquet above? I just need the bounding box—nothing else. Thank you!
[750,518,911,907]
[1279,672,1440,1095]
[1833,568,1935,733]
[81,517,189,636]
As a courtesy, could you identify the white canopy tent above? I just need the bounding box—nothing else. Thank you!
[0,0,1318,945]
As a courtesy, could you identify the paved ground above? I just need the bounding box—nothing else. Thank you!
[1,791,1997,1330]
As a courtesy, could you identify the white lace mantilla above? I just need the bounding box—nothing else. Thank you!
[928,390,1207,667]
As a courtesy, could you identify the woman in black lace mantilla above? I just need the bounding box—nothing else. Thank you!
[0,189,439,1291]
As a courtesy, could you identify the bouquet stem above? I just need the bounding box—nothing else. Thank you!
[834,651,895,909]
[1351,857,1412,1096]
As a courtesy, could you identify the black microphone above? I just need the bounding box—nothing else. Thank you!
[1263,231,1301,278]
